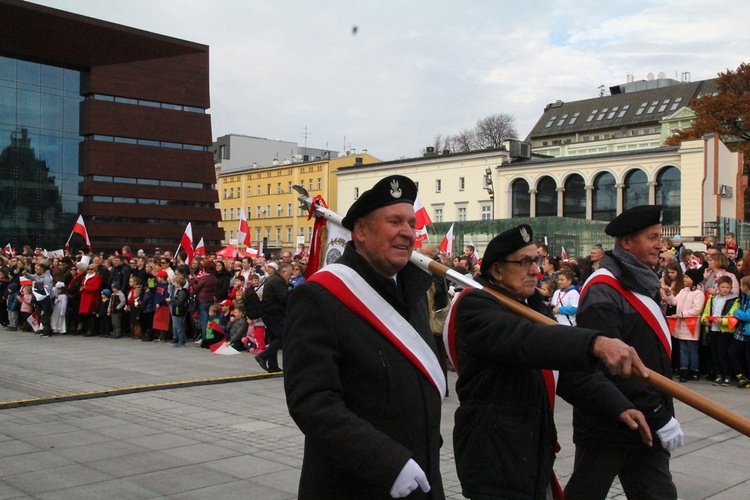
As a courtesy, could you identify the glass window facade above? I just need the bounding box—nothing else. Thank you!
[656,166,681,226]
[563,174,586,219]
[0,56,82,248]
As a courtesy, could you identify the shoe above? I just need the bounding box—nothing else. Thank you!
[712,376,723,386]
[111,335,122,339]
[172,343,184,348]
[678,369,688,383]
[255,355,269,372]
[99,333,109,338]
[83,332,96,337]
[268,366,282,373]
[690,371,700,381]
[721,377,732,387]
[40,332,51,338]
[156,339,163,343]
[141,337,152,342]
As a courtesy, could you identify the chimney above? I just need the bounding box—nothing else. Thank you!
[424,146,436,157]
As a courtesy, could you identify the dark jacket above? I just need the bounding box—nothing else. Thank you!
[214,268,233,302]
[451,280,633,499]
[192,272,216,305]
[171,288,188,317]
[284,242,444,499]
[575,252,675,448]
[261,272,290,318]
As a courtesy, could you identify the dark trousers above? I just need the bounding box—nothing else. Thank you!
[710,330,733,377]
[729,338,750,375]
[259,314,284,370]
[564,444,676,500]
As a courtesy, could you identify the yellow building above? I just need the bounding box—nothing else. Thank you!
[217,154,380,254]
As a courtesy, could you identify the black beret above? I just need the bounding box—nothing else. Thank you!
[684,268,704,286]
[605,205,663,237]
[342,175,418,230]
[480,224,535,276]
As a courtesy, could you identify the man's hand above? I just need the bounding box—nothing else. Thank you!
[592,336,650,378]
[619,408,652,446]
[390,459,430,498]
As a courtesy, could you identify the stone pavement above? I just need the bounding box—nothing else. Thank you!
[0,329,749,499]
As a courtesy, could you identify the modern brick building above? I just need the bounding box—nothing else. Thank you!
[0,0,222,253]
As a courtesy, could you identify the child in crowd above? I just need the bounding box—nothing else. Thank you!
[98,289,112,338]
[140,284,155,342]
[51,282,68,335]
[32,282,53,337]
[667,268,706,382]
[228,275,245,301]
[125,276,142,339]
[152,270,170,342]
[538,280,556,314]
[551,269,579,326]
[202,304,225,349]
[170,275,188,347]
[702,275,740,386]
[19,284,33,332]
[6,282,20,331]
[729,276,750,388]
[109,282,126,339]
[226,304,249,352]
[129,286,143,339]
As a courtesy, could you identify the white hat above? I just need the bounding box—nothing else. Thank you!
[266,262,278,270]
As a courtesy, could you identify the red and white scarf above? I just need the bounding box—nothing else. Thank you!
[581,268,671,357]
[310,263,446,397]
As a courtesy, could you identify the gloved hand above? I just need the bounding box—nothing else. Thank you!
[655,416,684,452]
[390,458,430,498]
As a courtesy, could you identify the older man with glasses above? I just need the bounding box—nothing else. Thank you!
[447,224,652,499]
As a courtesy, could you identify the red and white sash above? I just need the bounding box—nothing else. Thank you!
[309,264,446,398]
[581,268,671,357]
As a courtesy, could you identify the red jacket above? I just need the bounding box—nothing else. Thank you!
[79,273,102,314]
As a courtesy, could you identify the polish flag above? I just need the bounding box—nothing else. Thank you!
[180,223,195,264]
[238,208,252,248]
[73,215,91,248]
[413,194,432,249]
[3,243,12,257]
[257,239,264,259]
[438,223,454,256]
[195,237,206,257]
[561,246,569,263]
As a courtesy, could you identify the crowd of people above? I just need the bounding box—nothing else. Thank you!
[0,244,306,372]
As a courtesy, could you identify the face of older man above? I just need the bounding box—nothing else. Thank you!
[621,224,663,267]
[354,203,416,278]
[490,245,539,301]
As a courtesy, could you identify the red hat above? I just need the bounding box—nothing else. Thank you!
[156,270,168,278]
[219,299,233,307]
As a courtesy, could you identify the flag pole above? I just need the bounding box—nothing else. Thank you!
[294,185,750,438]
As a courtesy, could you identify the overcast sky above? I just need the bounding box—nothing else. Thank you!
[34,0,750,161]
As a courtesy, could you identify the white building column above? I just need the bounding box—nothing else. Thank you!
[585,185,594,219]
[616,183,625,214]
[557,187,565,217]
[529,189,537,217]
[648,180,658,205]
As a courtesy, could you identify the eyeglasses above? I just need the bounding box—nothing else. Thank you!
[500,257,537,270]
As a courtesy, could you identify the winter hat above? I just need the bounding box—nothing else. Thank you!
[684,269,704,287]
[672,234,682,243]
[55,282,65,289]
[8,282,19,292]
[111,282,121,290]
[101,289,112,297]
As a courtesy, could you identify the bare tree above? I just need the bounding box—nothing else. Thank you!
[474,113,518,149]
[450,128,477,152]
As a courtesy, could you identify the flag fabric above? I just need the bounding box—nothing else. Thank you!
[305,208,351,278]
[195,237,206,257]
[561,246,569,263]
[72,215,91,248]
[238,208,252,248]
[180,223,195,265]
[438,223,454,256]
[3,243,12,257]
[413,194,432,249]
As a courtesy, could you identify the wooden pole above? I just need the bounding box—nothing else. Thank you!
[296,186,750,438]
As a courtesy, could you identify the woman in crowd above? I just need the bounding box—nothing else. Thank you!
[704,252,739,296]
[214,260,232,302]
[191,260,217,345]
[537,255,561,288]
[79,262,102,336]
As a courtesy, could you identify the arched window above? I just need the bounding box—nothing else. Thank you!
[563,174,586,219]
[535,176,557,217]
[656,166,681,225]
[623,169,649,210]
[592,172,616,221]
[511,178,530,218]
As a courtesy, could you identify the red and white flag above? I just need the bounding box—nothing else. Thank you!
[195,237,206,257]
[238,208,252,248]
[3,243,12,257]
[413,194,432,249]
[438,223,454,256]
[72,215,91,248]
[561,246,569,263]
[180,223,195,264]
[257,239,264,258]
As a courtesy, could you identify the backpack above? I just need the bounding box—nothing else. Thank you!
[244,289,263,320]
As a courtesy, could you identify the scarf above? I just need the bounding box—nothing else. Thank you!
[612,245,661,299]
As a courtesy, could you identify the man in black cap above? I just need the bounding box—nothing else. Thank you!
[565,204,682,499]
[446,223,652,499]
[284,175,444,498]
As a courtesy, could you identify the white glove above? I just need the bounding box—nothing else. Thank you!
[390,458,430,498]
[655,417,684,452]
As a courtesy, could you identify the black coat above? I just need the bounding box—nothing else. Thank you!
[451,280,633,499]
[261,272,290,319]
[574,253,675,448]
[284,243,444,499]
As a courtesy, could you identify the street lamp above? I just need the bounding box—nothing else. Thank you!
[484,167,495,219]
